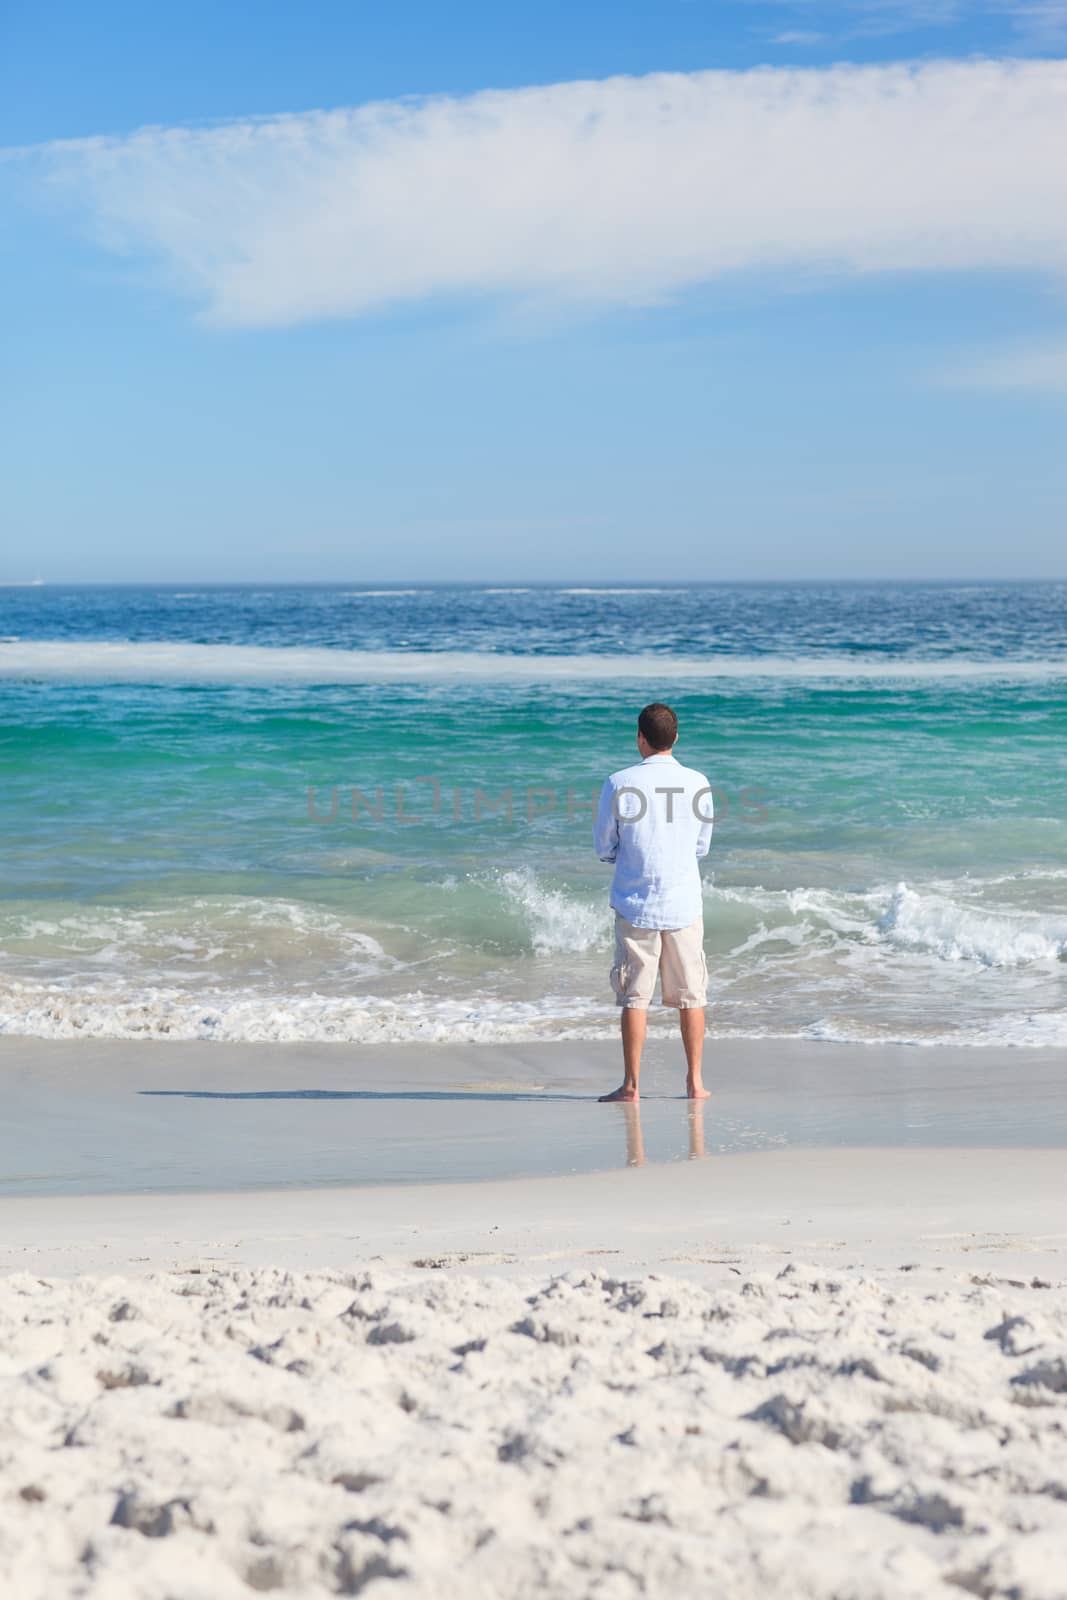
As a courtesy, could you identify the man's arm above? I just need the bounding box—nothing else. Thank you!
[593,778,619,863]
[695,782,714,859]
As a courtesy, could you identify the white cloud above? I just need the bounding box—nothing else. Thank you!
[941,339,1067,389]
[16,59,1067,327]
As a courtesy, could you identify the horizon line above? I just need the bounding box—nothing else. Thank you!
[2,577,1066,590]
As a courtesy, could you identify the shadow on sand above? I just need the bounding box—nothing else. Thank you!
[139,1088,582,1103]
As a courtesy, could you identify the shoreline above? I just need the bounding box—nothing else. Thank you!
[0,1035,1064,1200]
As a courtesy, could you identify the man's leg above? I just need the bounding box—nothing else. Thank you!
[662,918,710,1100]
[600,916,657,1101]
[599,1006,646,1101]
[680,1006,710,1099]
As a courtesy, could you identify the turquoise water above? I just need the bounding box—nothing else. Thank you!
[1,583,1065,1047]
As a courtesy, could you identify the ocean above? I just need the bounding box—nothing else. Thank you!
[1,581,1065,1050]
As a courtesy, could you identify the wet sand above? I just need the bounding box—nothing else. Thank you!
[0,1035,1064,1198]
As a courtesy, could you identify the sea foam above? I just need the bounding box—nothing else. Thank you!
[3,639,1067,686]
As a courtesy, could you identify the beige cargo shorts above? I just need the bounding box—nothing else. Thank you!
[609,912,707,1010]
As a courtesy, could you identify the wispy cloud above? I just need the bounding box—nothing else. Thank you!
[999,0,1067,46]
[755,0,967,43]
[941,338,1067,390]
[12,59,1067,328]
[757,1,1067,45]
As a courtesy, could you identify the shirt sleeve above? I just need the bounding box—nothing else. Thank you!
[593,778,619,863]
[695,782,714,858]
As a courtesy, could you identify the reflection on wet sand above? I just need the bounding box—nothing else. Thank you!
[619,1100,708,1168]
[622,1103,645,1167]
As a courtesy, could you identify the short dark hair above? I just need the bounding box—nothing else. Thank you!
[638,702,678,751]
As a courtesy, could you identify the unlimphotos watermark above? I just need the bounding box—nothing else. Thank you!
[305,778,768,826]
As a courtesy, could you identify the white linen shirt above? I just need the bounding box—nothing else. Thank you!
[593,752,714,930]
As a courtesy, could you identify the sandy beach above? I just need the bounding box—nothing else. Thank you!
[1,1040,1066,1598]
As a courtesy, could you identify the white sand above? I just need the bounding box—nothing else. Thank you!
[2,1258,1067,1598]
[1,1148,1067,1597]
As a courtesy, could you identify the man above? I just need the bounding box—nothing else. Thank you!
[593,702,713,1102]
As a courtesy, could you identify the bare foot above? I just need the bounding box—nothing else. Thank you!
[598,1085,639,1102]
[686,1082,712,1099]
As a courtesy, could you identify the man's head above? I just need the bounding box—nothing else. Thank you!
[637,702,678,757]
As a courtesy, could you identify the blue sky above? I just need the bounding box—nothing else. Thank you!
[2,1,1066,582]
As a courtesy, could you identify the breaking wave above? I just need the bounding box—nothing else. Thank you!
[706,879,1067,970]
[0,875,1062,1045]
[876,883,1067,967]
[496,869,609,953]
